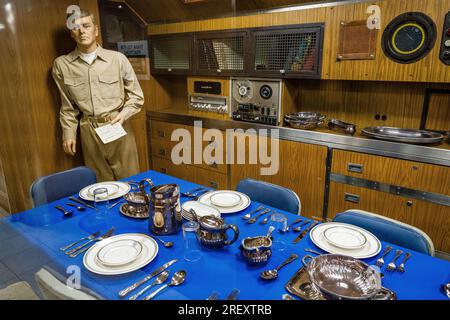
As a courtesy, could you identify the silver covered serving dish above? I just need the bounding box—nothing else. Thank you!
[302,254,383,300]
[362,127,444,144]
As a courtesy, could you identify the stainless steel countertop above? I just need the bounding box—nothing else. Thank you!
[147,111,450,167]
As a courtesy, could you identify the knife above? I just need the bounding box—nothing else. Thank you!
[293,221,319,244]
[69,197,95,209]
[118,259,178,297]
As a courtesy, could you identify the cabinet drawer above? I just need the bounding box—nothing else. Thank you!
[152,157,192,182]
[332,150,450,196]
[152,156,228,190]
[150,121,191,141]
[191,167,228,190]
[151,139,175,160]
[328,182,450,253]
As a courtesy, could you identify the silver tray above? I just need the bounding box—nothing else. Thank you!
[362,127,444,144]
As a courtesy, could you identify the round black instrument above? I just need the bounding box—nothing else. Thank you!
[382,12,437,64]
[259,85,273,100]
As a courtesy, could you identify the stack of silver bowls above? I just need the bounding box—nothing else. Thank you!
[284,112,326,130]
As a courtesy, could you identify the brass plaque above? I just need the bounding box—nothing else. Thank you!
[338,20,378,61]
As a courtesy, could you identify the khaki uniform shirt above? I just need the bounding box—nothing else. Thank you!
[52,46,144,141]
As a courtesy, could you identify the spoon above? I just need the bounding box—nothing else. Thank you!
[152,236,174,248]
[241,206,264,220]
[55,205,73,218]
[260,213,274,225]
[129,271,170,300]
[260,254,299,280]
[144,270,187,300]
[66,203,86,211]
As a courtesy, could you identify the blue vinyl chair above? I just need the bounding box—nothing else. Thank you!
[30,166,97,207]
[236,178,301,215]
[333,210,435,256]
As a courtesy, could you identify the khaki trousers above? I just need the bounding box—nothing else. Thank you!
[80,112,140,182]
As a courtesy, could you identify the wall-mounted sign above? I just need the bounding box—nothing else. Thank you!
[117,41,150,80]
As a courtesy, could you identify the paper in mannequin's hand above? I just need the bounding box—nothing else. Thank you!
[94,123,127,144]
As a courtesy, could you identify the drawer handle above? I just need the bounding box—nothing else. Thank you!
[159,149,166,157]
[344,193,360,204]
[208,162,218,169]
[209,181,218,189]
[157,130,166,138]
[348,163,364,174]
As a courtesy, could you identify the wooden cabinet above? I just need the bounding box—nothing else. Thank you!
[149,24,324,79]
[332,150,450,196]
[250,24,324,79]
[149,120,229,189]
[327,182,450,253]
[194,30,248,76]
[229,132,328,219]
[152,156,228,190]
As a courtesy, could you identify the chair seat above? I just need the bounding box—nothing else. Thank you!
[333,210,435,256]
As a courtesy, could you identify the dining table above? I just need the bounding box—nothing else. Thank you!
[0,170,449,300]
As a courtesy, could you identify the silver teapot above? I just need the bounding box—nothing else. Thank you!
[190,210,239,249]
[139,179,182,236]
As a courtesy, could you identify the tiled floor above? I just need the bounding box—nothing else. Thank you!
[0,220,49,299]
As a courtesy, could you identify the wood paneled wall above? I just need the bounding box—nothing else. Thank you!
[0,0,149,214]
[0,159,10,216]
[148,0,450,83]
[295,80,426,130]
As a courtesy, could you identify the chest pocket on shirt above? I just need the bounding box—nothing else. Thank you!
[98,74,121,99]
[64,77,88,102]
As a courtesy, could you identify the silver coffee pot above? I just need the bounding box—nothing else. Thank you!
[139,179,182,235]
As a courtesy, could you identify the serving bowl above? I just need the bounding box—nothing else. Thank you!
[302,254,382,300]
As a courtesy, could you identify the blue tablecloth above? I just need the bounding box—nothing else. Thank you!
[1,171,449,300]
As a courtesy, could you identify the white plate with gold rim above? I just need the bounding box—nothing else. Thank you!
[83,234,158,275]
[79,182,131,202]
[310,222,381,259]
[197,191,250,214]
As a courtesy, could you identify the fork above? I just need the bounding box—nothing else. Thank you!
[67,227,116,258]
[375,246,393,267]
[207,291,219,300]
[386,249,403,271]
[396,252,412,273]
[247,209,271,224]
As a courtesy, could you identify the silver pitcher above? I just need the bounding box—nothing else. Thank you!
[190,210,239,249]
[140,179,182,236]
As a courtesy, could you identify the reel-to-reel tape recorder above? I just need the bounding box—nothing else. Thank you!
[230,78,282,126]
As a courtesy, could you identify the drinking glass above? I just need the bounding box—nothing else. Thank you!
[182,221,202,262]
[79,187,110,233]
[270,212,288,251]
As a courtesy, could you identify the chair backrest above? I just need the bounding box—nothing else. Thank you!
[30,166,96,207]
[333,209,435,256]
[236,178,301,215]
[35,267,103,300]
